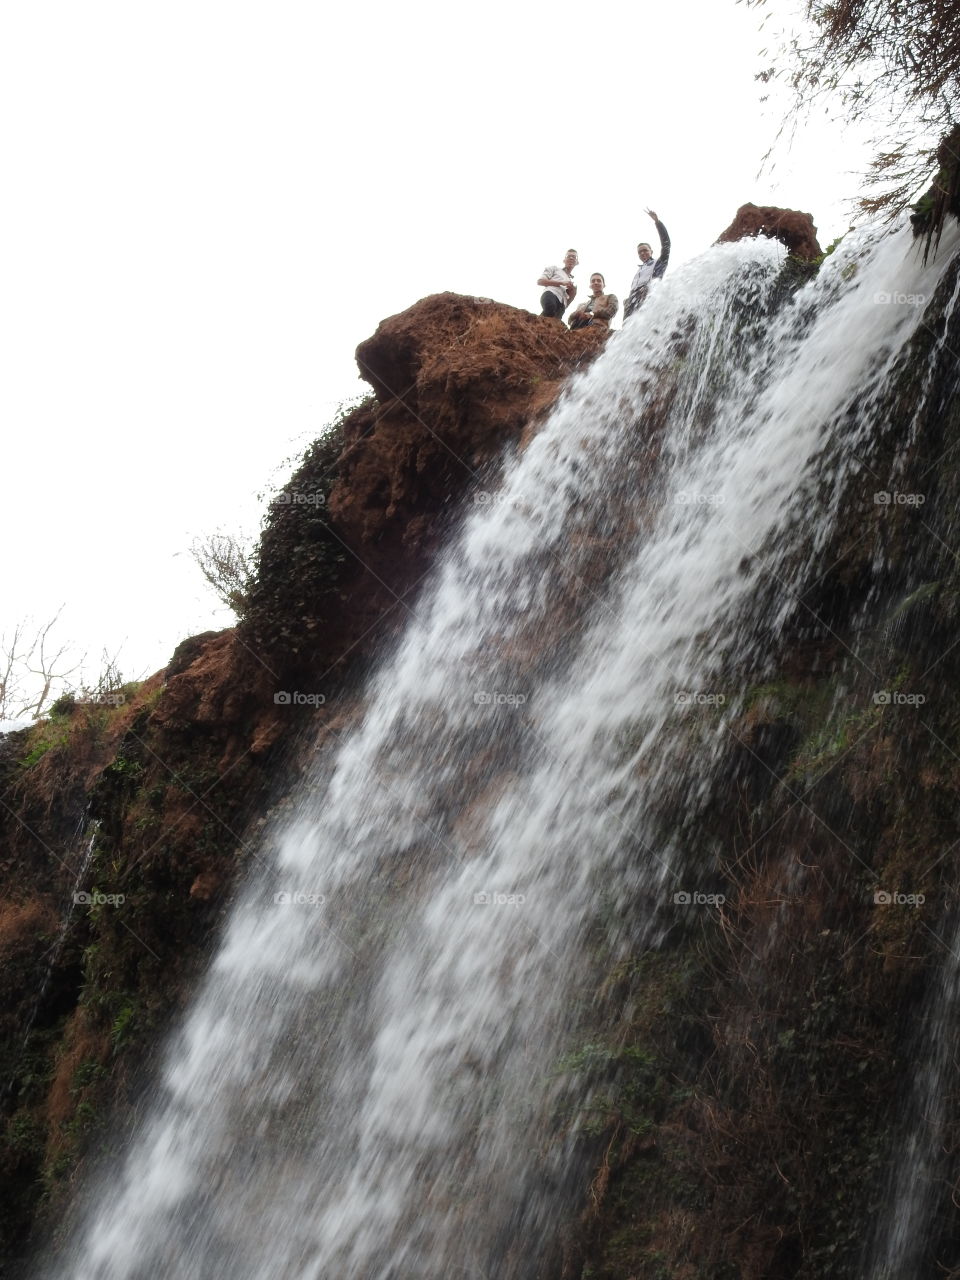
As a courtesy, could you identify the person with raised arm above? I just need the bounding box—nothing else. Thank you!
[623,210,671,318]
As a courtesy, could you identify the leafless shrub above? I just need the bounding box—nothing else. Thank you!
[0,607,84,722]
[189,532,254,617]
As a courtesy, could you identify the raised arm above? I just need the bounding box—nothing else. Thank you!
[646,209,671,276]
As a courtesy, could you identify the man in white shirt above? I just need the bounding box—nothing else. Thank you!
[538,249,578,319]
[624,211,671,318]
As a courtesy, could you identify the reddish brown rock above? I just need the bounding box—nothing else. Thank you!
[156,630,281,766]
[354,292,605,427]
[717,203,822,260]
[328,292,605,582]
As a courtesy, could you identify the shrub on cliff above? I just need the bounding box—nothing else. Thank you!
[188,533,255,617]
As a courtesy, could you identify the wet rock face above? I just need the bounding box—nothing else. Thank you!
[717,203,822,260]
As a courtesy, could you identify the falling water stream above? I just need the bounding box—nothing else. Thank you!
[45,222,960,1279]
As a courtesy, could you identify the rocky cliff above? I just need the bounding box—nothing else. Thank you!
[0,294,606,1271]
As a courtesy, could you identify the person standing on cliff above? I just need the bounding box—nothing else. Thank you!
[538,249,578,320]
[623,211,670,318]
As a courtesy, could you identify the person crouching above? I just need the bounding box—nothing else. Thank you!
[568,273,619,329]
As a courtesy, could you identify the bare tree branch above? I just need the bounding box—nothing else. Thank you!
[0,607,85,723]
[742,0,960,217]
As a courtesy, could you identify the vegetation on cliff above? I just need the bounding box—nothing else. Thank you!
[747,0,960,226]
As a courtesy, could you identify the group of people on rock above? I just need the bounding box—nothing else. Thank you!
[537,210,670,329]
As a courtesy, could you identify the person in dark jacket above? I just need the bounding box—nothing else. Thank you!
[623,210,670,318]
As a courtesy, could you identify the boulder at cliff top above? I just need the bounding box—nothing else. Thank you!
[717,203,822,260]
[355,291,605,419]
[242,292,608,685]
[334,294,605,553]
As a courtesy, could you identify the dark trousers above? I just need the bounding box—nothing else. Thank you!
[540,291,566,319]
[623,285,648,319]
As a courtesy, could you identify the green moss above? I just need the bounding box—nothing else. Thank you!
[787,703,882,779]
[70,1059,107,1093]
[18,724,70,768]
[240,402,367,669]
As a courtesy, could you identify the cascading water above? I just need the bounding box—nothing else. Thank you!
[867,913,960,1279]
[43,221,960,1279]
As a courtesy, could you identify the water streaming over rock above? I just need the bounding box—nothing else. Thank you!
[3,822,97,1105]
[45,222,960,1279]
[866,913,960,1278]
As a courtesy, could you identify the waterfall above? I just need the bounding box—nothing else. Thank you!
[44,221,960,1280]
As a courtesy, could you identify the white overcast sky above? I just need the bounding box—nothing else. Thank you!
[1,0,879,690]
